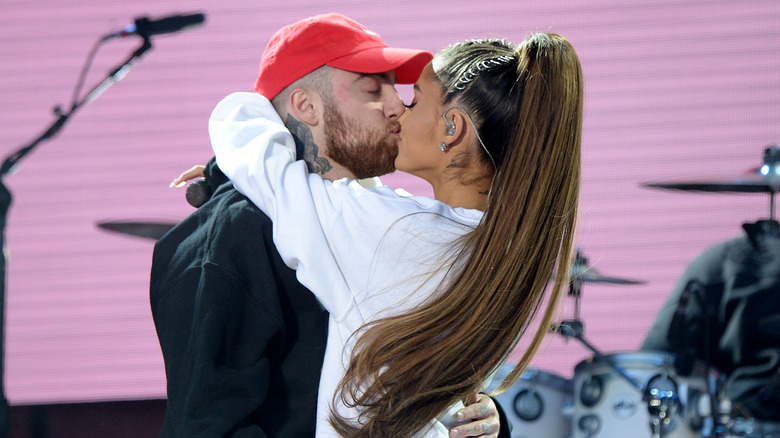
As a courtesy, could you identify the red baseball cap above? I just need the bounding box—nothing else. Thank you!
[254,13,433,99]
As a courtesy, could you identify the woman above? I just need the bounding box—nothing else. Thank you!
[211,34,583,437]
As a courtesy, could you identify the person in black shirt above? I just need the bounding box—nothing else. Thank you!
[642,220,780,422]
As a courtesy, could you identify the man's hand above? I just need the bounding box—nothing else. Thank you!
[449,392,500,437]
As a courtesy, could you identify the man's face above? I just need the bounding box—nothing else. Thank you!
[322,69,405,179]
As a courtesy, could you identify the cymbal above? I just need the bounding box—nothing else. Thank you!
[97,220,178,240]
[643,145,780,194]
[557,250,646,285]
[643,166,780,193]
[570,263,646,285]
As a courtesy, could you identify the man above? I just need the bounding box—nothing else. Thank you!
[151,14,509,437]
[641,219,780,424]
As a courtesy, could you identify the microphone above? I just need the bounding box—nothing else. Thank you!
[186,179,213,208]
[104,13,205,40]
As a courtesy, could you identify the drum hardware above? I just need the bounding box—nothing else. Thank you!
[554,251,645,396]
[487,365,574,438]
[556,321,681,437]
[647,386,680,438]
[555,319,645,394]
[96,220,177,240]
[642,145,780,220]
[552,250,712,437]
[647,370,683,437]
[555,250,729,437]
[571,353,717,438]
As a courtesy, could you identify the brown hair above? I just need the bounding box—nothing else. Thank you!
[332,34,583,437]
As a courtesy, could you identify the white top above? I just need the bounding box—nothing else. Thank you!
[210,92,484,437]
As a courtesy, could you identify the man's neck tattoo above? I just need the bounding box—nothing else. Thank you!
[286,115,332,175]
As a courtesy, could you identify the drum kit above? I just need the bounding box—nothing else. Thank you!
[489,146,780,438]
[98,147,780,437]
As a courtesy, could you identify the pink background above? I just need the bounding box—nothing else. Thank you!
[1,0,778,404]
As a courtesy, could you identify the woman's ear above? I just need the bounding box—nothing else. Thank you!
[442,111,468,149]
[288,88,322,126]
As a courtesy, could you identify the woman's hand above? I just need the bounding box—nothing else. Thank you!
[449,392,500,437]
[170,165,206,188]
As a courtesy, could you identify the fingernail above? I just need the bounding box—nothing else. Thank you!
[454,411,464,421]
[170,179,182,188]
[450,430,459,438]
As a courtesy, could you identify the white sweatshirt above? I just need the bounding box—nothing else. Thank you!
[210,92,484,437]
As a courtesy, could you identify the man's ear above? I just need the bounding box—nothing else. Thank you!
[288,88,322,126]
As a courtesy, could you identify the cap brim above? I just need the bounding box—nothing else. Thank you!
[327,47,433,84]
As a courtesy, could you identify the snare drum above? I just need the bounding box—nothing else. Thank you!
[489,365,572,438]
[570,352,712,438]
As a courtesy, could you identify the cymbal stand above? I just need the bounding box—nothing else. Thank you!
[761,145,780,221]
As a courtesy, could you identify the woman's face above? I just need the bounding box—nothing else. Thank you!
[396,62,447,181]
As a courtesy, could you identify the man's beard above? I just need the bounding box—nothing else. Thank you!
[323,100,399,180]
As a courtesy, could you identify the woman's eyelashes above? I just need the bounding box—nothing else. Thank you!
[404,101,417,109]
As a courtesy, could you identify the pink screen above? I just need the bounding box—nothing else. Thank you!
[1,0,778,404]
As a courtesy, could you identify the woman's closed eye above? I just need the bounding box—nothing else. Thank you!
[404,101,417,109]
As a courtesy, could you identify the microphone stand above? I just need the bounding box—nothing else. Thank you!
[0,35,153,437]
[1,37,152,176]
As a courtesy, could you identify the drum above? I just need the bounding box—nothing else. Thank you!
[489,365,573,438]
[570,352,713,438]
[727,417,780,437]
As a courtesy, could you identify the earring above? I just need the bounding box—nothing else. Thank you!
[439,142,447,152]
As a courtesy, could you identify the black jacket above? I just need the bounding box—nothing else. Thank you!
[151,159,328,437]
